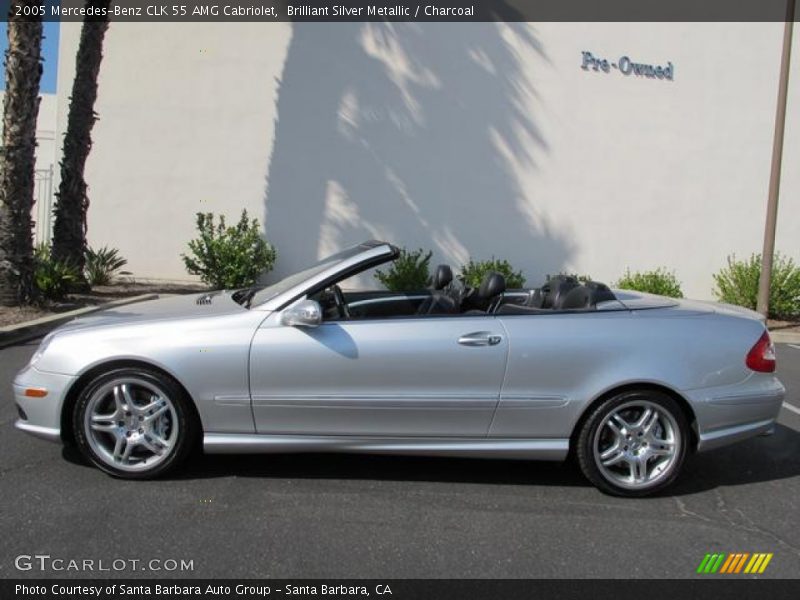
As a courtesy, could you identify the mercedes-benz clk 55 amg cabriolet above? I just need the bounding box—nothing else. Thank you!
[14,240,784,496]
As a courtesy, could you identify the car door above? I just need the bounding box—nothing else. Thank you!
[249,313,508,437]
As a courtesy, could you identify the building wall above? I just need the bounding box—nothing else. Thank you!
[55,22,799,299]
[55,22,292,281]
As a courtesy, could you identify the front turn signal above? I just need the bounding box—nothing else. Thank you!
[23,388,48,398]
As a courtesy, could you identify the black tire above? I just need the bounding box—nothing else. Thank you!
[72,367,197,479]
[576,390,689,497]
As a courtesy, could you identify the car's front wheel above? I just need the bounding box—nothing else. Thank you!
[73,367,196,479]
[576,390,689,497]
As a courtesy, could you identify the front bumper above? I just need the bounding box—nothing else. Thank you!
[12,365,76,444]
[689,374,785,452]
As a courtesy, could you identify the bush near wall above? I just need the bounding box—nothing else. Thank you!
[460,258,526,289]
[547,272,593,284]
[615,268,684,298]
[182,210,276,289]
[374,247,432,291]
[84,246,128,286]
[713,253,800,319]
[34,244,80,301]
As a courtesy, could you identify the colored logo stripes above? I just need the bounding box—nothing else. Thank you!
[696,553,773,574]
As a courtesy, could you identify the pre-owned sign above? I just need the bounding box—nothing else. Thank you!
[581,51,675,81]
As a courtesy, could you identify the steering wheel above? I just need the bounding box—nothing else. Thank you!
[332,284,350,320]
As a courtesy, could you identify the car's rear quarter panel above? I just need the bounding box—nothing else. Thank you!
[494,309,774,440]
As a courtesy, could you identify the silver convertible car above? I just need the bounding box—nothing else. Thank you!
[14,241,784,496]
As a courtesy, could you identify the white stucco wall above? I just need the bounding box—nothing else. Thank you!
[56,22,292,282]
[55,22,799,299]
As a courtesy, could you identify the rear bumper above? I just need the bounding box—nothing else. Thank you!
[688,374,785,452]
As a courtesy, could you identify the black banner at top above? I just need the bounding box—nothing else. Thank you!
[0,0,798,22]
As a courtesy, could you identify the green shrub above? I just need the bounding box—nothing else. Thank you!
[460,258,526,289]
[713,253,800,319]
[616,268,683,298]
[34,244,80,301]
[547,272,593,284]
[374,247,432,291]
[84,246,128,286]
[182,210,276,289]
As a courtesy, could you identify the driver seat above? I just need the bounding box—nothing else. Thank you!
[416,265,457,315]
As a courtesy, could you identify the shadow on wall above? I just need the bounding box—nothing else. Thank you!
[264,19,574,284]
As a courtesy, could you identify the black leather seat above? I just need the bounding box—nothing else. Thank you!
[555,281,618,310]
[535,275,580,309]
[431,265,453,290]
[499,279,618,313]
[464,272,506,314]
[416,265,457,315]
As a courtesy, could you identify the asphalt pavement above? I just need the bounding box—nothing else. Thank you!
[1,340,799,579]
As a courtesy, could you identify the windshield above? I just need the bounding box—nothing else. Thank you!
[246,245,373,308]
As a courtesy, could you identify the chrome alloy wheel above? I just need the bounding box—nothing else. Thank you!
[592,400,681,490]
[83,377,179,472]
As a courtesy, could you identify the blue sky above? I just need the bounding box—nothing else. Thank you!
[0,20,60,94]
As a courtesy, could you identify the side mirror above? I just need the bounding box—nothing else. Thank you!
[281,299,322,328]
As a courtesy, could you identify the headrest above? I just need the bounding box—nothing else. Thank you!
[556,285,591,310]
[540,276,579,309]
[585,281,617,305]
[432,264,453,290]
[555,281,617,309]
[478,271,506,299]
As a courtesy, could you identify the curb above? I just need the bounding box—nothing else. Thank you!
[0,294,159,349]
[771,330,800,345]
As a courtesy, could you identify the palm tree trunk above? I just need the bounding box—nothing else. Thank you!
[0,2,43,306]
[51,0,111,275]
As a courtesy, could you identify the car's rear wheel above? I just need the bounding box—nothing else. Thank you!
[576,390,689,497]
[73,368,196,479]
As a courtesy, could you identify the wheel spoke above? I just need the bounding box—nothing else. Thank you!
[140,435,164,455]
[151,432,171,449]
[91,411,117,423]
[629,457,646,482]
[113,385,125,414]
[612,413,631,431]
[144,403,169,424]
[121,384,136,413]
[642,409,660,434]
[121,439,135,461]
[649,441,675,457]
[601,448,626,467]
[635,407,652,429]
[112,434,125,462]
[90,420,117,433]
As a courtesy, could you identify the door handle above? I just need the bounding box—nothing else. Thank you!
[458,331,502,347]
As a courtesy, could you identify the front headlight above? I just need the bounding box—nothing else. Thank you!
[28,332,56,368]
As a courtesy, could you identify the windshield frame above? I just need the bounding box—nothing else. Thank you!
[252,241,398,311]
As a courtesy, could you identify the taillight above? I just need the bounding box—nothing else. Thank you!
[746,331,776,373]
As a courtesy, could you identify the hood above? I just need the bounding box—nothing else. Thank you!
[54,291,248,333]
